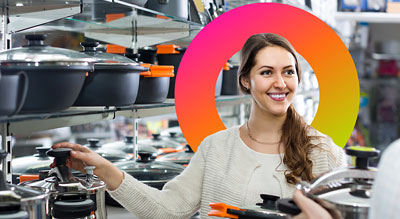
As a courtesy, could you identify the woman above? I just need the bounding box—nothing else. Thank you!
[52,33,346,218]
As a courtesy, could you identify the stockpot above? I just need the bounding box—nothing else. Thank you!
[0,34,95,113]
[20,148,107,219]
[73,42,148,106]
[277,146,380,219]
[0,70,28,116]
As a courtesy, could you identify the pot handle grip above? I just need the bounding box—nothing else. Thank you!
[11,71,28,116]
[276,198,301,215]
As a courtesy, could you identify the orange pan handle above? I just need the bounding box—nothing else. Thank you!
[208,202,241,218]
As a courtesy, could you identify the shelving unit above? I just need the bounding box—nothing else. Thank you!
[335,12,400,23]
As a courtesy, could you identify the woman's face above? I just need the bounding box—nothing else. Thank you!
[242,46,298,117]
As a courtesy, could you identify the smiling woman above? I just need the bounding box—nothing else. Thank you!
[50,33,347,219]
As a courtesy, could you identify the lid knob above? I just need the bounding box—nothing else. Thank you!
[137,152,154,162]
[152,133,161,140]
[47,148,72,166]
[87,139,101,148]
[185,144,194,153]
[35,147,50,157]
[25,34,46,46]
[256,194,279,209]
[81,42,99,52]
[84,166,95,175]
[345,146,380,169]
[124,136,134,144]
[169,132,177,138]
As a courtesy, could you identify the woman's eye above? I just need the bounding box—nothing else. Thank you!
[285,70,295,75]
[261,70,272,75]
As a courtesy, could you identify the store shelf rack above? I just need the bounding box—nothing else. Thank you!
[0,95,251,135]
[335,12,400,23]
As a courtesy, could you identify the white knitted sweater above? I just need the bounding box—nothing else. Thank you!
[109,125,347,219]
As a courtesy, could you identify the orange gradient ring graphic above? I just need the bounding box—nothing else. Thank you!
[175,3,359,151]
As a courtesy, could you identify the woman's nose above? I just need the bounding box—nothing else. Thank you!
[273,74,286,89]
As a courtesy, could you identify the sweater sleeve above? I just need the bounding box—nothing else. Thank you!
[108,137,210,219]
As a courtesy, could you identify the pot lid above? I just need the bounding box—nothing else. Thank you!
[114,152,185,181]
[83,139,131,162]
[156,145,194,165]
[0,35,95,66]
[138,134,185,150]
[316,185,371,208]
[81,42,148,72]
[13,147,53,175]
[102,136,162,157]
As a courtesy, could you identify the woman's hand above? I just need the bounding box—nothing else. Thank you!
[292,190,332,219]
[51,142,124,190]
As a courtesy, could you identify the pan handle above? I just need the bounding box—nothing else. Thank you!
[11,71,28,116]
[276,198,301,216]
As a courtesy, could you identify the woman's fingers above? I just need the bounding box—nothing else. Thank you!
[52,142,91,153]
[293,190,332,219]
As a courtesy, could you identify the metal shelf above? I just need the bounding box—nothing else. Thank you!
[335,12,400,23]
[371,52,400,60]
[2,95,252,135]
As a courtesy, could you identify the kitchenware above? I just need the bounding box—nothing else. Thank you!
[0,150,30,219]
[160,126,187,144]
[135,63,174,104]
[139,133,186,154]
[156,44,186,98]
[0,34,95,113]
[208,194,286,218]
[0,71,28,116]
[102,136,162,158]
[12,146,52,184]
[83,138,132,162]
[73,42,148,107]
[221,63,239,95]
[156,144,194,166]
[106,152,185,207]
[215,69,223,97]
[20,148,107,219]
[91,0,139,22]
[137,48,157,64]
[276,146,380,219]
[146,0,189,19]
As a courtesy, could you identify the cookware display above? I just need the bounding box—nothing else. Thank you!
[0,71,28,116]
[19,148,107,219]
[0,150,30,219]
[106,152,185,207]
[160,126,187,145]
[135,63,174,104]
[156,144,194,166]
[156,44,186,98]
[139,133,186,154]
[12,147,52,184]
[102,136,162,158]
[73,42,148,107]
[137,48,157,64]
[83,138,132,162]
[146,0,189,19]
[0,34,95,113]
[221,63,239,95]
[208,194,287,219]
[276,146,380,219]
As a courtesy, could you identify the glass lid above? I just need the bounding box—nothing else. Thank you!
[0,35,95,65]
[83,139,131,162]
[12,147,52,174]
[80,42,138,65]
[113,152,185,181]
[138,134,185,150]
[102,136,162,156]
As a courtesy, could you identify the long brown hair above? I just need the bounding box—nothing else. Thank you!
[238,33,318,184]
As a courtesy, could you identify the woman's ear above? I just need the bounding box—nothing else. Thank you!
[240,76,249,89]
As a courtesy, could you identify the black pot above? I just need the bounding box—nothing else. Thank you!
[156,45,186,98]
[146,0,189,19]
[221,65,239,95]
[138,48,157,64]
[73,42,148,107]
[0,71,28,116]
[135,64,174,104]
[0,35,94,113]
[106,152,185,207]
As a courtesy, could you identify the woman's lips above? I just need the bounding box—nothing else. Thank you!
[267,92,288,101]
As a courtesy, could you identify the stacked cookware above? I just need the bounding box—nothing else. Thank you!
[19,148,107,219]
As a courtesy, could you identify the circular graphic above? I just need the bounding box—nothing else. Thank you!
[175,3,359,151]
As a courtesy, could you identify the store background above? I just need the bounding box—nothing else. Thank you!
[0,0,399,218]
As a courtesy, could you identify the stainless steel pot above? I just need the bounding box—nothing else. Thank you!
[277,146,380,219]
[20,148,107,219]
